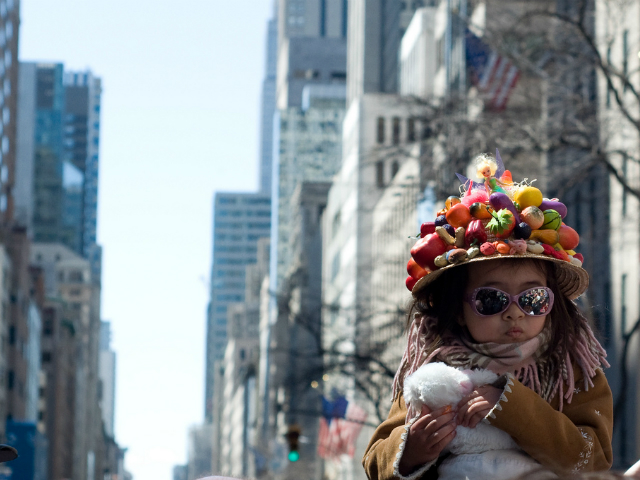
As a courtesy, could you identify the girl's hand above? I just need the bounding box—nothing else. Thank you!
[398,404,457,476]
[456,385,502,428]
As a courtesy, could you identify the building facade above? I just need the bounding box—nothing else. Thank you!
[205,192,271,422]
[595,0,640,467]
[15,63,103,282]
[31,243,102,480]
[259,9,278,195]
[99,321,116,438]
[276,0,347,109]
[0,0,20,227]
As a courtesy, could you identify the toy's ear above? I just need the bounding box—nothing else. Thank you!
[459,379,473,394]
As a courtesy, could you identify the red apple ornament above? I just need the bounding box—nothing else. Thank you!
[411,233,447,271]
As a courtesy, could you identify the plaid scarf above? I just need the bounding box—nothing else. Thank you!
[429,327,552,399]
[392,314,609,411]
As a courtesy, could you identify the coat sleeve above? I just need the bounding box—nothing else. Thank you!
[486,368,613,473]
[362,394,439,480]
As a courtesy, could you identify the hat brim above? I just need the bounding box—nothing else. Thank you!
[412,252,589,300]
[0,444,17,463]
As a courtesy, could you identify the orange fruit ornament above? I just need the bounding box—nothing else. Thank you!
[445,203,472,228]
[469,202,493,220]
[445,196,461,210]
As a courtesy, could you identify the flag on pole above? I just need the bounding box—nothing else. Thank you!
[466,30,520,111]
[318,396,368,459]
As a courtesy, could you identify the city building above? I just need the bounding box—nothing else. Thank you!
[270,86,346,290]
[215,238,268,477]
[0,0,20,227]
[0,247,9,437]
[185,423,212,480]
[63,70,103,284]
[5,227,38,425]
[346,0,428,105]
[99,321,116,438]
[204,192,271,422]
[259,6,278,195]
[31,243,102,480]
[15,64,103,282]
[595,0,640,467]
[276,0,347,109]
[273,181,330,480]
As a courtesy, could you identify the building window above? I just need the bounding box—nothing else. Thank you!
[332,212,341,239]
[376,117,385,144]
[294,69,320,80]
[331,251,341,281]
[407,118,416,142]
[376,160,385,188]
[436,36,445,70]
[391,160,400,178]
[68,270,84,282]
[421,119,431,140]
[392,117,401,145]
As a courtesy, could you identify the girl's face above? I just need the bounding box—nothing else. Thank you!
[461,261,548,344]
[480,165,491,178]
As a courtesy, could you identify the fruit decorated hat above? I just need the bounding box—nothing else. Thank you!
[407,150,589,300]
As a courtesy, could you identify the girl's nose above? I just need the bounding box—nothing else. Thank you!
[502,301,524,321]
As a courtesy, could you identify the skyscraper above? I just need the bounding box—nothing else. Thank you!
[276,0,347,109]
[205,192,270,421]
[15,64,103,283]
[346,0,427,104]
[63,70,102,283]
[258,11,277,195]
[99,321,116,438]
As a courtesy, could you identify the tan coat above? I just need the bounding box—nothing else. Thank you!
[362,366,613,479]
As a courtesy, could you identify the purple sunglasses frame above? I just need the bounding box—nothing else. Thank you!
[464,286,555,317]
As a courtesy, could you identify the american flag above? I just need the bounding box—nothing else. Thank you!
[318,398,368,459]
[466,30,520,111]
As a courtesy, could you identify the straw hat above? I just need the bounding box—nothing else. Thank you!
[407,151,589,300]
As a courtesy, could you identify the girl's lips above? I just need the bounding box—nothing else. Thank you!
[506,328,523,338]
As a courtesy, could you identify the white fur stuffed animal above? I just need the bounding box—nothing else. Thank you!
[403,362,548,480]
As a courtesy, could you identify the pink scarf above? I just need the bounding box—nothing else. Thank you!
[392,314,609,411]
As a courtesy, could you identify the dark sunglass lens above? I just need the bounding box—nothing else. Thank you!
[518,288,551,315]
[475,289,509,315]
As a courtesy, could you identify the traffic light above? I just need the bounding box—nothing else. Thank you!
[285,425,301,462]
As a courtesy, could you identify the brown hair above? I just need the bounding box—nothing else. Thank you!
[408,258,591,361]
[396,258,606,403]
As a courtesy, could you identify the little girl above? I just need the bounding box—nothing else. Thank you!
[363,154,613,479]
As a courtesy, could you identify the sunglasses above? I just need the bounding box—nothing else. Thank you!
[465,287,554,317]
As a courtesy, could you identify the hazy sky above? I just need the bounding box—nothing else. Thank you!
[20,1,273,478]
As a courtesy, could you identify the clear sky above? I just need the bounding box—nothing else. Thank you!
[19,1,273,478]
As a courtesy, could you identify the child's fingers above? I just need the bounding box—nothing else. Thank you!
[430,426,457,452]
[411,409,456,433]
[457,397,493,427]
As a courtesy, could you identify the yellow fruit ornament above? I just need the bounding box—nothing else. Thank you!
[513,186,543,210]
